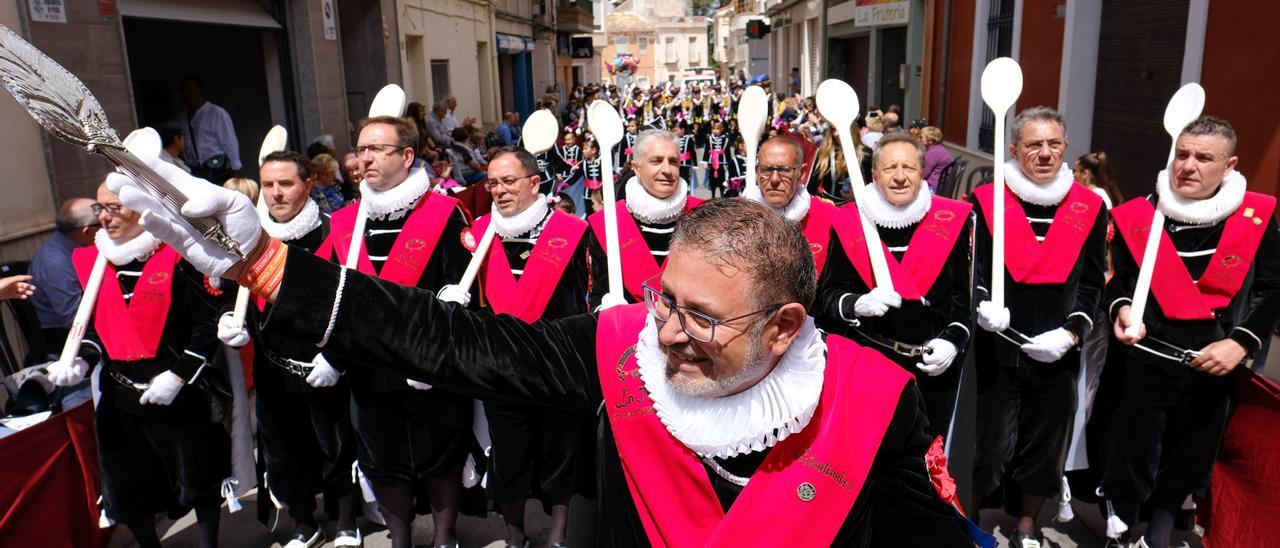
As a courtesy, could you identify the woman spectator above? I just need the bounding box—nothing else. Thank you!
[309,153,346,213]
[920,126,954,192]
[222,177,259,203]
[1073,151,1122,209]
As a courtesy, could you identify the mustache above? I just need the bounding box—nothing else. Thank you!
[664,342,703,362]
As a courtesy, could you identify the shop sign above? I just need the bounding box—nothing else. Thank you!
[322,0,337,40]
[30,0,66,23]
[854,0,909,27]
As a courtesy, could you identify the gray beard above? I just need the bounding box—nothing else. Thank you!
[664,324,771,398]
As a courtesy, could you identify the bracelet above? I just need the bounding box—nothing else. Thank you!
[248,245,288,298]
[238,238,283,288]
[317,266,348,348]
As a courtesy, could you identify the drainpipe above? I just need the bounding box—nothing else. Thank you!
[937,0,952,128]
[818,0,828,79]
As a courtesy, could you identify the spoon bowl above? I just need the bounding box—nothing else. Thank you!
[369,84,407,118]
[980,57,1023,113]
[736,85,769,191]
[122,127,162,161]
[522,109,560,155]
[587,100,624,149]
[257,125,288,167]
[814,79,860,136]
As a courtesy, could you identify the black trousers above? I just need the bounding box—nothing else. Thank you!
[973,354,1079,500]
[255,365,356,507]
[484,401,591,502]
[349,385,473,484]
[1099,357,1232,507]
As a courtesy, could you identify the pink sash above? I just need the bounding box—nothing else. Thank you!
[471,210,588,323]
[72,246,181,361]
[1111,192,1275,321]
[588,197,705,300]
[973,182,1101,285]
[843,197,973,300]
[710,149,725,172]
[800,198,852,276]
[322,192,460,285]
[596,304,910,546]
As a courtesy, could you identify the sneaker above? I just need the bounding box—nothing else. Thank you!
[1010,531,1043,548]
[334,529,362,547]
[283,528,325,548]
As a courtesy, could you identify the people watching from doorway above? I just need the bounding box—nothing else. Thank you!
[179,74,241,183]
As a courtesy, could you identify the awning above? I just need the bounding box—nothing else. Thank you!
[496,33,534,54]
[118,0,282,29]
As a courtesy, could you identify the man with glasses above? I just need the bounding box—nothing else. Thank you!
[437,148,592,548]
[968,106,1108,548]
[118,179,978,544]
[587,129,704,310]
[812,133,975,441]
[317,115,475,548]
[47,178,228,548]
[29,196,99,348]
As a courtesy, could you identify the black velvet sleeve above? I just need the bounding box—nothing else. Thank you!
[939,214,976,348]
[587,230,608,309]
[1234,216,1280,353]
[1062,207,1109,340]
[170,260,222,381]
[812,232,866,330]
[263,248,603,412]
[1106,211,1138,322]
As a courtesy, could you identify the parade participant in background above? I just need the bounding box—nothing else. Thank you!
[1103,116,1280,548]
[811,133,975,438]
[117,177,982,545]
[215,151,360,548]
[437,148,593,548]
[725,137,749,197]
[551,128,582,188]
[47,177,228,548]
[969,107,1107,548]
[618,118,639,170]
[587,129,704,309]
[674,123,698,192]
[703,121,732,198]
[315,116,475,548]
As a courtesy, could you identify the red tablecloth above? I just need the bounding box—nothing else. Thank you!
[0,401,108,547]
[1203,369,1280,547]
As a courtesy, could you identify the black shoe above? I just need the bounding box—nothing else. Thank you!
[1010,531,1043,548]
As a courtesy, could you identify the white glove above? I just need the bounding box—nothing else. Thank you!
[217,312,250,348]
[596,291,628,312]
[139,370,185,406]
[305,354,341,388]
[46,357,90,387]
[916,339,958,377]
[853,287,902,318]
[406,379,433,390]
[107,161,262,279]
[437,284,471,306]
[976,300,1010,332]
[1021,327,1077,363]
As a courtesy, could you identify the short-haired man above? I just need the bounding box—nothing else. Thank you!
[811,133,975,439]
[425,101,453,147]
[29,196,98,348]
[215,150,359,547]
[587,129,704,309]
[969,106,1108,547]
[1103,116,1280,547]
[439,148,592,548]
[48,178,228,548]
[123,185,983,545]
[497,112,520,147]
[180,74,242,181]
[317,115,475,548]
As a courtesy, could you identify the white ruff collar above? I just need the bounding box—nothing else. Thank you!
[360,168,432,221]
[743,184,812,223]
[492,195,549,238]
[1005,160,1074,206]
[635,314,826,459]
[625,177,689,224]
[95,229,160,266]
[259,197,321,241]
[856,183,932,229]
[1156,168,1247,226]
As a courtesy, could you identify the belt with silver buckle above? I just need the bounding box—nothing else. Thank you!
[1132,336,1203,365]
[262,348,314,378]
[852,327,932,358]
[108,369,149,393]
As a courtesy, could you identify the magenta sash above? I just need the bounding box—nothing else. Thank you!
[471,210,588,323]
[680,152,692,163]
[1111,192,1275,321]
[72,245,180,361]
[843,197,972,300]
[973,182,1101,285]
[588,197,704,300]
[596,304,910,546]
[323,192,459,285]
[800,198,851,276]
[710,149,725,172]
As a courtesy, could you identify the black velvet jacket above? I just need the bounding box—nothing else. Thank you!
[813,214,975,366]
[1107,195,1280,376]
[587,205,678,308]
[969,186,1109,367]
[263,250,975,547]
[248,215,331,393]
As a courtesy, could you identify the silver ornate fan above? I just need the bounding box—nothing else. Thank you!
[0,24,245,259]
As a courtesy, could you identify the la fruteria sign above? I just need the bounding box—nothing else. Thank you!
[855,0,909,27]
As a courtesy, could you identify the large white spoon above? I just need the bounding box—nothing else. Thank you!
[586,100,627,301]
[455,109,560,291]
[815,78,894,292]
[343,84,408,270]
[230,124,288,327]
[1125,83,1205,338]
[736,85,769,193]
[979,57,1023,309]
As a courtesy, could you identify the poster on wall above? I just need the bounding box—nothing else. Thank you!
[322,0,337,40]
[854,0,909,27]
[30,0,67,23]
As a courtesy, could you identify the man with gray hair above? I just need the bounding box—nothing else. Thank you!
[968,105,1108,548]
[587,129,704,309]
[425,100,454,147]
[29,196,99,348]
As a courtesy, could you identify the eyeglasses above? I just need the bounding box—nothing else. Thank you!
[91,203,123,217]
[1019,139,1066,154]
[641,275,782,343]
[484,175,535,191]
[756,164,802,180]
[355,143,407,157]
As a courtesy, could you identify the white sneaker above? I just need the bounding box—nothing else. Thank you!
[334,528,362,547]
[283,529,325,548]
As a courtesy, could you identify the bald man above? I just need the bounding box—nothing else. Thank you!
[29,196,99,348]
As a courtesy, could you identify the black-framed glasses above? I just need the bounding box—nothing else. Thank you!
[484,175,535,191]
[756,164,802,180]
[355,143,408,157]
[91,203,123,217]
[641,275,782,343]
